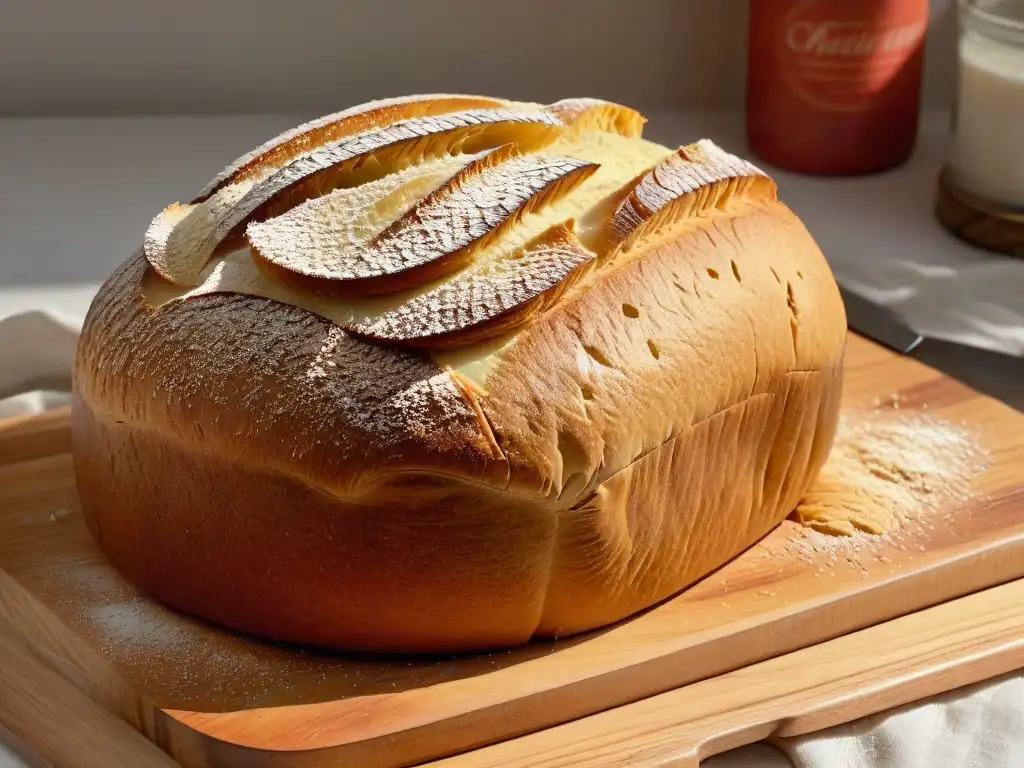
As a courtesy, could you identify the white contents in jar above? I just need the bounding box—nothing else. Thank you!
[951,27,1024,208]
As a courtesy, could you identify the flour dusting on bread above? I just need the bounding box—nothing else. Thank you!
[140,95,773,356]
[145,106,564,286]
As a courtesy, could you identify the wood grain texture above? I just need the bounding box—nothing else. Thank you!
[3,578,1022,768]
[0,333,1022,768]
[934,167,1024,258]
[0,568,145,731]
[0,595,177,768]
[0,406,71,467]
[427,578,1024,768]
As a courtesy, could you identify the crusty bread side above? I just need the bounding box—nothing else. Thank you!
[72,94,846,653]
[482,203,844,634]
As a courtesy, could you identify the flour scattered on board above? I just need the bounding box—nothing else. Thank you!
[48,558,361,708]
[52,562,270,699]
[48,506,73,522]
[793,407,987,537]
[757,402,989,570]
[90,600,194,652]
[84,595,270,689]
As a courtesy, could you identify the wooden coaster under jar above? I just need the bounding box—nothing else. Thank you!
[937,0,1024,258]
[935,167,1024,258]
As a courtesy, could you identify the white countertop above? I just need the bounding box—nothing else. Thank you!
[0,109,1022,768]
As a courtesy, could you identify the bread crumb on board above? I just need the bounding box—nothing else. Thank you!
[791,404,988,537]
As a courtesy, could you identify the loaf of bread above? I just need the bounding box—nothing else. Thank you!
[72,94,846,653]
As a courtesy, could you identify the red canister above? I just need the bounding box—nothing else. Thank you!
[746,0,929,176]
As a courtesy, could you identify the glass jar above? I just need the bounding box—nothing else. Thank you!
[948,0,1024,209]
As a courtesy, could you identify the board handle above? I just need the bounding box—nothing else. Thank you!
[0,405,72,466]
[0,598,178,768]
[429,579,1024,767]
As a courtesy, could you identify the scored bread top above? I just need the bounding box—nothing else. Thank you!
[248,144,599,296]
[142,94,774,358]
[192,94,511,201]
[120,93,846,504]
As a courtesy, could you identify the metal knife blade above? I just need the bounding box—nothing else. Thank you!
[837,282,1023,412]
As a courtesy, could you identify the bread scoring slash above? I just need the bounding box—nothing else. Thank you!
[72,94,847,653]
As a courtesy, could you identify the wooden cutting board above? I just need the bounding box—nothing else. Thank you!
[431,577,1024,767]
[0,333,1022,768]
[4,577,1023,768]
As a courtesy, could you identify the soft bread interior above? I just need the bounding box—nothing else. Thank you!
[246,153,477,288]
[141,97,775,385]
[348,220,596,348]
[248,143,599,295]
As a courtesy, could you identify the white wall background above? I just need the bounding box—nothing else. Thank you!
[1,0,957,116]
[0,0,961,288]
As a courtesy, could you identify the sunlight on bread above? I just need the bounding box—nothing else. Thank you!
[140,98,721,360]
[144,106,564,286]
[87,93,848,653]
[248,143,598,296]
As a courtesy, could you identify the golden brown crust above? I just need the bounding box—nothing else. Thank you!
[546,97,646,138]
[145,107,566,286]
[193,93,512,201]
[73,397,551,653]
[76,252,510,495]
[592,139,774,259]
[480,201,845,499]
[536,368,841,635]
[73,95,847,653]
